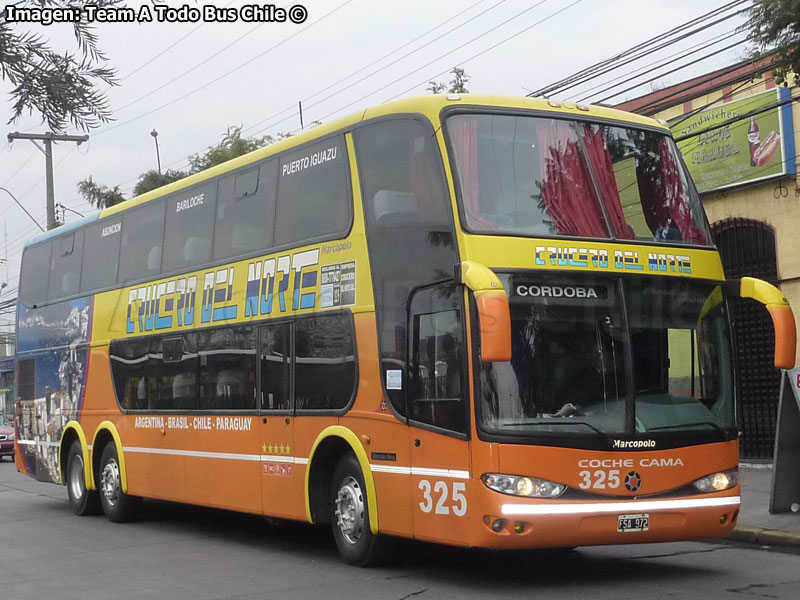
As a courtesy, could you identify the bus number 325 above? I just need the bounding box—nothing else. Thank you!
[418,480,468,516]
[579,469,621,490]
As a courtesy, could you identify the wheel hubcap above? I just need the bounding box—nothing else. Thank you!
[101,459,121,507]
[334,475,364,544]
[68,454,85,500]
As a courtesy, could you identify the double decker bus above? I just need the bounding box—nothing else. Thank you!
[14,94,796,566]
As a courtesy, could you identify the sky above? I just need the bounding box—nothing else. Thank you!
[0,0,754,330]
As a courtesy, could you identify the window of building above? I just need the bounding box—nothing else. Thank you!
[162,182,217,273]
[48,231,84,300]
[118,201,166,284]
[275,136,351,247]
[295,313,356,411]
[213,161,277,260]
[81,220,121,292]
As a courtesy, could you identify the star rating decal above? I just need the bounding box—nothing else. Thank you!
[262,442,291,455]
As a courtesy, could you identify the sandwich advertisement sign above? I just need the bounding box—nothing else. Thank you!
[669,88,796,193]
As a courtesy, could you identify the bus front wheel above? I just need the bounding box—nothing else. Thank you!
[331,453,386,567]
[98,443,140,523]
[66,440,101,516]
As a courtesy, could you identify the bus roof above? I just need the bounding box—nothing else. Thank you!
[88,94,665,220]
[23,213,98,248]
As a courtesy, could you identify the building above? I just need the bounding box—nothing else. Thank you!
[617,57,799,459]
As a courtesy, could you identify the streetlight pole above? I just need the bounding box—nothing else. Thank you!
[151,129,161,175]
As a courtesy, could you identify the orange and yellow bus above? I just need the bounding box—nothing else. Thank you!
[15,94,796,565]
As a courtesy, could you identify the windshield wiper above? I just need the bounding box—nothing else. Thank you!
[647,421,728,435]
[502,420,606,436]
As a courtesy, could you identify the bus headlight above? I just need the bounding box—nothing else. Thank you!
[693,469,738,493]
[482,473,566,498]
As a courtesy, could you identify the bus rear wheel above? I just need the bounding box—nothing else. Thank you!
[98,443,140,523]
[330,453,387,567]
[66,440,100,516]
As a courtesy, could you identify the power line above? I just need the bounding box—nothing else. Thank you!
[528,0,749,98]
[116,0,241,84]
[242,0,505,136]
[594,37,750,105]
[575,29,747,104]
[92,0,354,138]
[254,0,580,137]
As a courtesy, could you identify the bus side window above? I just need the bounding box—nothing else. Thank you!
[81,220,121,293]
[47,231,84,301]
[19,241,52,307]
[294,314,356,411]
[275,136,351,247]
[163,182,217,273]
[213,161,277,260]
[409,284,467,434]
[198,327,257,410]
[259,323,291,411]
[354,119,457,419]
[118,200,166,284]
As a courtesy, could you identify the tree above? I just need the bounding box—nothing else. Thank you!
[76,177,125,210]
[744,0,799,86]
[1,0,119,132]
[428,67,471,94]
[132,169,187,197]
[188,125,288,172]
[78,125,281,208]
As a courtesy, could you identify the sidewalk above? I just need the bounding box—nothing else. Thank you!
[727,463,800,549]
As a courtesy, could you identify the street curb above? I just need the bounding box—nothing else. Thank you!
[728,526,800,548]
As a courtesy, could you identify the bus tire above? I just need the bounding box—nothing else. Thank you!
[330,453,386,567]
[66,440,101,516]
[98,443,140,523]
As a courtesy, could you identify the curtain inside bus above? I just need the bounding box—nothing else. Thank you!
[538,120,609,238]
[635,137,707,245]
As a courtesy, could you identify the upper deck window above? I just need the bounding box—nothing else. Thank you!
[214,161,277,260]
[118,200,166,284]
[446,113,709,246]
[48,231,84,300]
[162,181,217,273]
[19,241,52,307]
[275,136,351,247]
[81,219,121,292]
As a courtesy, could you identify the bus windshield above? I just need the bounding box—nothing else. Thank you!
[478,276,735,440]
[446,113,709,245]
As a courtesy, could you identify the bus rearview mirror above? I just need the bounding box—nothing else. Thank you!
[739,277,797,369]
[456,261,512,363]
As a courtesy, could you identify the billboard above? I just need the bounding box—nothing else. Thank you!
[669,88,796,193]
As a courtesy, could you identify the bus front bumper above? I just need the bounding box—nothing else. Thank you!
[470,491,740,549]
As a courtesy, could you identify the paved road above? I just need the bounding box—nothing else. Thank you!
[1,459,799,599]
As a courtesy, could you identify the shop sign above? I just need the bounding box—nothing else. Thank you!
[669,88,796,193]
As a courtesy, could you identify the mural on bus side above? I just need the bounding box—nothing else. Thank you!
[16,297,91,484]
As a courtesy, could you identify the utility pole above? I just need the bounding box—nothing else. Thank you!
[7,132,89,230]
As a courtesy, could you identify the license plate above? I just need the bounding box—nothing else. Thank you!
[617,513,649,532]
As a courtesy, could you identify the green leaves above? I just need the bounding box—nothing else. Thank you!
[2,1,121,132]
[745,0,800,86]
